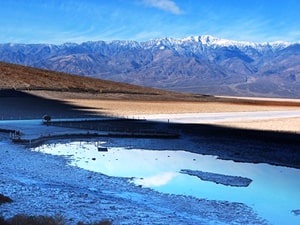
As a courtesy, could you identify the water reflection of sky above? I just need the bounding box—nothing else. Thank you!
[33,141,300,225]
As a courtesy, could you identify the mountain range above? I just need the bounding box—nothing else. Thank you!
[0,35,299,98]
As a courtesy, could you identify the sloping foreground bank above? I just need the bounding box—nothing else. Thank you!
[0,140,266,224]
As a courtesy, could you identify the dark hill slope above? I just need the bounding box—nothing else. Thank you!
[0,61,212,101]
[0,61,159,94]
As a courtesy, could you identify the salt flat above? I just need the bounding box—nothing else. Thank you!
[65,98,300,133]
[0,122,268,225]
[132,110,300,124]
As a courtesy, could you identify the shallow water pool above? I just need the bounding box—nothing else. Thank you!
[33,140,300,225]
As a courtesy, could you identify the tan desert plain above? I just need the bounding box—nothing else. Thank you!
[63,96,300,133]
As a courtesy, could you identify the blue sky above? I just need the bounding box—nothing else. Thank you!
[1,0,299,44]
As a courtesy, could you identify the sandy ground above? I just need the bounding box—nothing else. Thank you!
[220,117,300,133]
[64,99,300,115]
[64,99,300,133]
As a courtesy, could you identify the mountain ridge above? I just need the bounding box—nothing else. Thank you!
[1,35,299,98]
[4,35,297,49]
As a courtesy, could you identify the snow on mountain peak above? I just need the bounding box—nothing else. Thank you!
[140,35,298,52]
[181,35,299,49]
[267,40,291,49]
[181,35,255,48]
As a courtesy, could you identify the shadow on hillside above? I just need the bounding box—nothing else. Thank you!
[0,89,105,120]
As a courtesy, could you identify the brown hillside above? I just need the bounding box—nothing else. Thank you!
[0,61,213,101]
[1,61,300,107]
[0,61,161,94]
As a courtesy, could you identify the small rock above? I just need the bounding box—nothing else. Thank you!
[0,194,13,204]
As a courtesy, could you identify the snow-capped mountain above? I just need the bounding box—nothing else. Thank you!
[0,35,299,97]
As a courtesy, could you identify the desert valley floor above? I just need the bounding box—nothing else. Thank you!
[0,90,300,225]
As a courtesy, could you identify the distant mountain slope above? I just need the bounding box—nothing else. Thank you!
[0,35,300,98]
